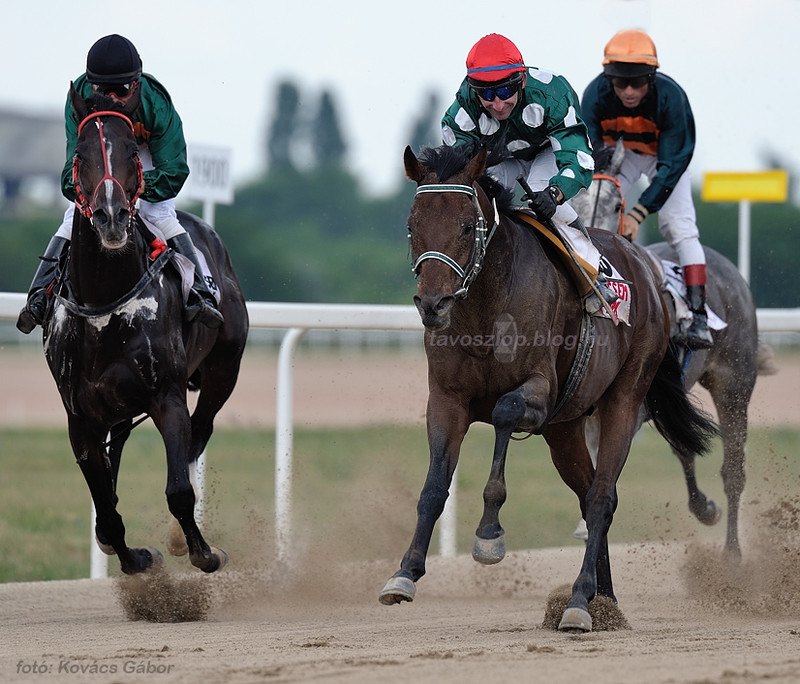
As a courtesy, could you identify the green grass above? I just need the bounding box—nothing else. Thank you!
[2,423,799,582]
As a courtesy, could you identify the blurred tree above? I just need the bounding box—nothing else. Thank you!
[408,90,442,153]
[311,90,347,168]
[266,80,301,173]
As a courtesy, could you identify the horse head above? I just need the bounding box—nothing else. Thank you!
[69,83,143,250]
[572,140,626,234]
[405,145,497,330]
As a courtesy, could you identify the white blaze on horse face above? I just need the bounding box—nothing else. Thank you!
[101,138,116,207]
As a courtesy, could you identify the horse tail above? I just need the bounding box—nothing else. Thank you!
[644,342,719,457]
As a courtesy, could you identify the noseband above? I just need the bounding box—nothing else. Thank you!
[72,110,143,222]
[411,183,499,299]
[590,174,626,235]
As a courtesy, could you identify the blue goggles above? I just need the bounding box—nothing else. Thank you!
[469,73,524,102]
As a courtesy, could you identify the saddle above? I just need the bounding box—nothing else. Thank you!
[515,209,631,325]
[645,252,727,333]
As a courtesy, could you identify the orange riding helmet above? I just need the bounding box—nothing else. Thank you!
[602,29,659,79]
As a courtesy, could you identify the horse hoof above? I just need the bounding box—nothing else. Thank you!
[148,547,164,566]
[166,519,189,556]
[209,546,229,572]
[558,607,592,632]
[95,538,116,556]
[472,533,506,565]
[195,546,229,573]
[572,519,589,541]
[701,501,723,526]
[379,576,416,605]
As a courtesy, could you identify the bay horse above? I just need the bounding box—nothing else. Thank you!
[41,85,248,575]
[379,144,717,631]
[570,141,776,557]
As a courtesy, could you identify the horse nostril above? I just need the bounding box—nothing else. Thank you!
[436,296,455,316]
[92,208,108,226]
[414,294,455,318]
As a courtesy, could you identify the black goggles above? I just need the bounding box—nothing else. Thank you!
[91,81,138,98]
[609,75,649,90]
[470,74,523,102]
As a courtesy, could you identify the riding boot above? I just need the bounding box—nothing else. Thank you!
[16,236,70,334]
[568,217,619,312]
[167,233,224,329]
[682,284,714,350]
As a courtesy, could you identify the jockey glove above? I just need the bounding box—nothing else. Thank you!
[526,186,562,220]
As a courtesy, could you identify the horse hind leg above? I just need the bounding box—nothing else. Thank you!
[674,447,723,526]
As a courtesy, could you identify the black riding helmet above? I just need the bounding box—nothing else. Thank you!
[86,34,142,85]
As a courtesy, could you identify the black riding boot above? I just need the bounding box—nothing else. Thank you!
[16,236,70,334]
[682,284,713,349]
[168,233,224,329]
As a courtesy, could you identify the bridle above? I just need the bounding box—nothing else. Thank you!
[589,173,626,235]
[72,110,143,223]
[410,183,499,299]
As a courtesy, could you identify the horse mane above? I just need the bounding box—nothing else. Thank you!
[84,91,126,113]
[416,144,516,211]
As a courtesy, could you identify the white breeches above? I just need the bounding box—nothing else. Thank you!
[617,152,705,266]
[489,149,600,272]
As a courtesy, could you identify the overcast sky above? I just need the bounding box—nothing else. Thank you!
[2,0,799,197]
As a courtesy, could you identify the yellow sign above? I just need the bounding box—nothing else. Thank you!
[702,170,788,203]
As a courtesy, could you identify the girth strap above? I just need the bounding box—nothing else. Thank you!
[550,310,595,419]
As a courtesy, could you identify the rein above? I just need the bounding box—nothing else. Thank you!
[411,183,499,298]
[72,110,143,221]
[591,173,625,235]
[56,247,172,318]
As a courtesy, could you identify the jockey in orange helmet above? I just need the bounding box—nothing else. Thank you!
[582,29,713,349]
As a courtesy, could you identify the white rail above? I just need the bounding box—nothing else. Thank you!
[2,292,799,577]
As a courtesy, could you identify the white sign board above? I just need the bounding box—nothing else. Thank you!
[183,144,234,205]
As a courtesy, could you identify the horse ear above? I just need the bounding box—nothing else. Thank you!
[610,139,625,174]
[465,146,488,181]
[69,81,88,120]
[404,145,424,183]
[472,177,494,220]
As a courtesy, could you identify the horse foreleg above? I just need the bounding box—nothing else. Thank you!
[379,395,469,605]
[155,398,227,573]
[472,390,529,565]
[94,420,133,553]
[70,420,161,574]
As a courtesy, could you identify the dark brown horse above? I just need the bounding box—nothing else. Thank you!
[41,86,248,575]
[571,141,776,557]
[379,145,717,631]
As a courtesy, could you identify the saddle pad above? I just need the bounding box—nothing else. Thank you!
[515,210,630,325]
[597,254,631,325]
[660,259,727,330]
[141,219,221,305]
